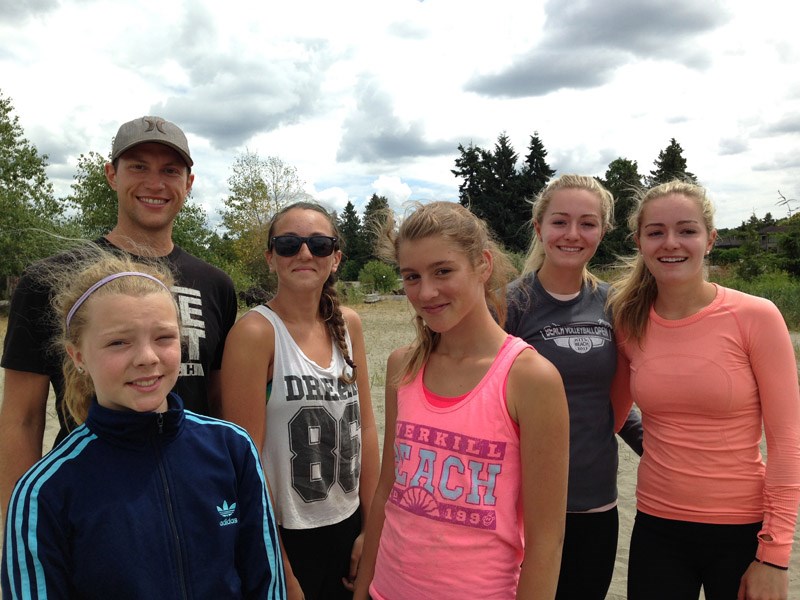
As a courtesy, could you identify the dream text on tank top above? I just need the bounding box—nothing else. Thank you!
[251,305,361,529]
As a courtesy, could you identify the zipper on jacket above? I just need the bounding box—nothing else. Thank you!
[154,432,189,599]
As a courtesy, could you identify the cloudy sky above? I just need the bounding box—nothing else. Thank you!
[2,0,799,230]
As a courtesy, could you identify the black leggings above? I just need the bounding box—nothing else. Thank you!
[628,511,760,600]
[280,509,362,600]
[555,507,619,600]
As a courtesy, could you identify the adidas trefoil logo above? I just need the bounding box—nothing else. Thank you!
[217,500,236,517]
[217,500,239,526]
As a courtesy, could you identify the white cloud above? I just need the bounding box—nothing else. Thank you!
[314,186,352,214]
[1,0,799,231]
[371,175,413,213]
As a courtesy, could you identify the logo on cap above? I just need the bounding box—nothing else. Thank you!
[143,117,167,135]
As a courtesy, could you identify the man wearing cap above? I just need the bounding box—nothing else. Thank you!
[0,116,237,522]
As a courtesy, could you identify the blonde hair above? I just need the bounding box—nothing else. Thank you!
[376,201,517,383]
[522,174,615,289]
[48,248,178,424]
[267,201,356,385]
[607,180,715,343]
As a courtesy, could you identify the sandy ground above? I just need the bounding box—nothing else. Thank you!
[2,304,800,598]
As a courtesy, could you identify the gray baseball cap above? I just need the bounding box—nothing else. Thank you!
[111,116,193,167]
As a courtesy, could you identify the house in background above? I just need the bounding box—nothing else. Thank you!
[715,225,787,251]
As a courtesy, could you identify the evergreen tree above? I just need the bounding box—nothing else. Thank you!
[452,132,554,253]
[491,133,519,186]
[647,138,697,185]
[363,194,390,260]
[596,157,643,265]
[515,132,556,252]
[337,201,368,281]
[518,133,556,202]
[0,90,65,280]
[487,133,530,252]
[452,142,491,210]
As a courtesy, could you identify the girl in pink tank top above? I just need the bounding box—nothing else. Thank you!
[354,201,569,600]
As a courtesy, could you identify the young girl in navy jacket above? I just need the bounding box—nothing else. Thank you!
[2,249,286,599]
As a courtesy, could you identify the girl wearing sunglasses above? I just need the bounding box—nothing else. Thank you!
[220,202,380,600]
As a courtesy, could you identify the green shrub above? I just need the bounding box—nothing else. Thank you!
[710,268,800,330]
[336,281,365,305]
[734,252,781,281]
[338,259,363,283]
[710,247,741,266]
[358,260,398,294]
[777,228,800,277]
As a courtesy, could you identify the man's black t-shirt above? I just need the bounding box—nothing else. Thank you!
[1,239,237,444]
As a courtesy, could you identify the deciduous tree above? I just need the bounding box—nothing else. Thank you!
[0,91,65,280]
[221,151,309,285]
[65,151,116,238]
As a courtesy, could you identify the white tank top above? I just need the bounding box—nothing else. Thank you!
[251,305,361,529]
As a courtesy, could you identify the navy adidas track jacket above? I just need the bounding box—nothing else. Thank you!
[2,394,286,599]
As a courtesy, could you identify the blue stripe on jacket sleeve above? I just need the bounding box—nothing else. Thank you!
[4,427,96,600]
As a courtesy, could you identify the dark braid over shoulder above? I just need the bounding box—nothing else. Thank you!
[319,274,357,385]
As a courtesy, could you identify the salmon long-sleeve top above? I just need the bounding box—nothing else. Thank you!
[613,284,800,567]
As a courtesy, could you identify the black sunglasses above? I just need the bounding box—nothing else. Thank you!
[271,235,338,257]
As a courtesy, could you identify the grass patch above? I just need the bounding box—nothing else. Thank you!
[710,268,800,330]
[352,300,416,389]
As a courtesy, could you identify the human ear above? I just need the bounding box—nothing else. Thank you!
[104,162,117,190]
[479,249,494,282]
[264,249,276,273]
[707,229,718,253]
[331,249,342,273]
[66,343,85,373]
